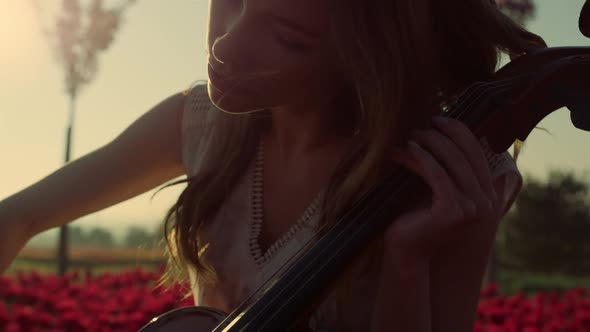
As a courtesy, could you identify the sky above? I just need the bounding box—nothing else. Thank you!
[1,0,589,243]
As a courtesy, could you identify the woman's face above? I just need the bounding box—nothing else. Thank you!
[206,0,343,113]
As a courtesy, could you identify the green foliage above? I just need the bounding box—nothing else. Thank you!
[497,169,590,275]
[123,226,158,249]
[499,268,590,295]
[69,225,115,247]
[67,225,161,248]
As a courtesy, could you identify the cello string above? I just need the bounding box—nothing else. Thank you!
[217,74,525,330]
[216,73,529,329]
[231,79,527,331]
[219,74,525,330]
[254,79,527,331]
[255,78,528,328]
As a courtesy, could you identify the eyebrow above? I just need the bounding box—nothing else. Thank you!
[269,13,318,39]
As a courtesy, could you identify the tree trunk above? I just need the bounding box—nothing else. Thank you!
[57,93,76,276]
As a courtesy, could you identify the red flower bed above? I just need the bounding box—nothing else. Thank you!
[477,283,590,332]
[2,269,590,331]
[0,268,193,332]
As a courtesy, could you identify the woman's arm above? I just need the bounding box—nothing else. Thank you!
[427,216,496,332]
[428,172,522,332]
[371,255,431,332]
[0,92,187,273]
[371,117,513,331]
[372,168,523,332]
[0,204,37,275]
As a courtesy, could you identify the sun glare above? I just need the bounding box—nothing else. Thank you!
[0,1,41,67]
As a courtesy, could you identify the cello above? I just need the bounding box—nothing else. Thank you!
[140,2,590,330]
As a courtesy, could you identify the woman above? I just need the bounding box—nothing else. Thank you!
[0,0,543,330]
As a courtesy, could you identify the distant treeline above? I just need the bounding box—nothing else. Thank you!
[497,169,590,276]
[68,224,163,249]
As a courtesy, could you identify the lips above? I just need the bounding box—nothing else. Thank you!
[208,63,240,93]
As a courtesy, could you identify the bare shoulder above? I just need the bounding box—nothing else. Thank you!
[126,83,214,171]
[108,91,189,167]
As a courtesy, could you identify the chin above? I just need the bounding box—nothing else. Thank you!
[207,81,273,114]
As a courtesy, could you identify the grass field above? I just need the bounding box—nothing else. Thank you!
[8,246,590,297]
[499,269,590,295]
[6,246,166,275]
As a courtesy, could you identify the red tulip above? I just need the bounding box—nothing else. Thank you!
[6,269,590,331]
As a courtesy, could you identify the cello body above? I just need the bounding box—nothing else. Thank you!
[139,306,226,332]
[139,306,313,331]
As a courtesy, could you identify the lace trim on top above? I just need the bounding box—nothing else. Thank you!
[247,135,512,269]
[249,136,323,268]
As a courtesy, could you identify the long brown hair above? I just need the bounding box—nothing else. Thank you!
[158,0,545,300]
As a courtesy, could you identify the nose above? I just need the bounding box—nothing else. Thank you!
[210,32,242,75]
[209,15,259,75]
[211,38,227,66]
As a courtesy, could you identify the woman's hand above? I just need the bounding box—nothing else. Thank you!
[383,116,502,264]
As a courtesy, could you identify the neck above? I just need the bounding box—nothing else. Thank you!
[265,101,353,160]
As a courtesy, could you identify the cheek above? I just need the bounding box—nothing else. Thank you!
[208,61,342,114]
[275,63,341,103]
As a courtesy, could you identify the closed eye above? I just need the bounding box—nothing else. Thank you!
[269,13,318,40]
[273,32,312,52]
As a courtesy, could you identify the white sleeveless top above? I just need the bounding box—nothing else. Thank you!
[180,84,523,331]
